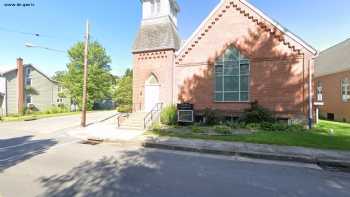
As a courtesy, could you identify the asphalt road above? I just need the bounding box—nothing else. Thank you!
[0,112,350,197]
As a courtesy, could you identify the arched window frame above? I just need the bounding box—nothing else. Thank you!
[214,47,250,102]
[145,73,159,86]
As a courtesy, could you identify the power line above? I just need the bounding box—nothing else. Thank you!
[0,26,82,41]
[0,26,42,37]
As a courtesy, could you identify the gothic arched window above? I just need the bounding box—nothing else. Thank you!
[214,47,250,102]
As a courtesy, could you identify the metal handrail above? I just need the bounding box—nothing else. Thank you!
[144,103,163,129]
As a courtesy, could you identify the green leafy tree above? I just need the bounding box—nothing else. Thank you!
[63,41,113,110]
[52,71,66,83]
[114,69,133,112]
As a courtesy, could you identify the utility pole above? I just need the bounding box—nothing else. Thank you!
[81,20,89,127]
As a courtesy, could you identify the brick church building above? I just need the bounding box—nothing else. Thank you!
[132,0,317,123]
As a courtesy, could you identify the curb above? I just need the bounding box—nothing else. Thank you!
[142,141,350,171]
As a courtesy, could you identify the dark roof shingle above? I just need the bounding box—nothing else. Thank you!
[133,22,181,53]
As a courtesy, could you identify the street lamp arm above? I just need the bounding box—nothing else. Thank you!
[24,43,66,53]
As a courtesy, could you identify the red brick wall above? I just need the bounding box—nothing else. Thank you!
[132,0,315,122]
[17,58,24,114]
[315,70,350,122]
[174,0,315,120]
[132,50,175,111]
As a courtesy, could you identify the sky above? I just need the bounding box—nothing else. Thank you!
[0,0,349,77]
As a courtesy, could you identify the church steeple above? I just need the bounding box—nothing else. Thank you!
[141,0,180,27]
[133,0,181,53]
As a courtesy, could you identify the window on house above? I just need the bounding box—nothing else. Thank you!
[317,81,323,101]
[58,86,63,93]
[57,98,63,103]
[26,95,32,104]
[26,67,31,77]
[26,77,32,86]
[341,78,350,102]
[150,0,160,16]
[214,47,250,102]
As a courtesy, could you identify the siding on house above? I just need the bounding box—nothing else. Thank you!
[1,64,70,115]
[3,70,18,114]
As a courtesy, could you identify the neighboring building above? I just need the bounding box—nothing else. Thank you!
[132,0,317,123]
[0,58,69,116]
[315,38,350,122]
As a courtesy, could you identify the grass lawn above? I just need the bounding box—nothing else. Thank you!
[149,120,350,151]
[0,112,81,122]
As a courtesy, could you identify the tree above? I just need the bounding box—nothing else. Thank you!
[114,69,133,112]
[63,41,113,110]
[52,71,66,83]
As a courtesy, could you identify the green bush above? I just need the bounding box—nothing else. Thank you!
[202,108,224,125]
[240,101,275,124]
[44,105,69,114]
[160,105,177,126]
[151,123,162,132]
[117,105,132,113]
[214,125,231,135]
[245,123,261,130]
[191,126,203,133]
[287,124,306,132]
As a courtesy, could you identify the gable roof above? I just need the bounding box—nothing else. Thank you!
[315,38,350,77]
[176,0,317,60]
[0,64,58,84]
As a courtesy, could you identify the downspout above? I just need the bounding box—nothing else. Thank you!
[172,51,176,105]
[308,59,313,129]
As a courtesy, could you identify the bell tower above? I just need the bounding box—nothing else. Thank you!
[141,0,180,27]
[132,0,181,111]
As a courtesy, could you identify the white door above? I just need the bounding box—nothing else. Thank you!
[144,85,160,112]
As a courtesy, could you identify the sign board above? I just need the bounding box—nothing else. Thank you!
[177,103,193,110]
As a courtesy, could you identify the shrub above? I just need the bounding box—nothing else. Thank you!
[214,125,231,135]
[202,108,224,125]
[245,123,260,130]
[240,101,275,124]
[44,105,69,114]
[117,105,132,113]
[287,124,306,132]
[151,123,162,132]
[191,125,203,133]
[160,105,177,126]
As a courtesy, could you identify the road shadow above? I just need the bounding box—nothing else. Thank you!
[38,150,161,197]
[37,147,350,197]
[0,135,57,172]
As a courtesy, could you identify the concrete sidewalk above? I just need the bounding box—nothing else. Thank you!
[68,122,145,142]
[141,136,350,169]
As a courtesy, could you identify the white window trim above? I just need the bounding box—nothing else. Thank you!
[341,78,350,102]
[214,48,250,103]
[26,77,32,86]
[316,81,323,102]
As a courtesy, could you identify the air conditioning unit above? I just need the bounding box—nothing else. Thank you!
[177,103,194,123]
[177,110,194,123]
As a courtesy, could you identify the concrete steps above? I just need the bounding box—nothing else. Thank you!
[119,112,148,130]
